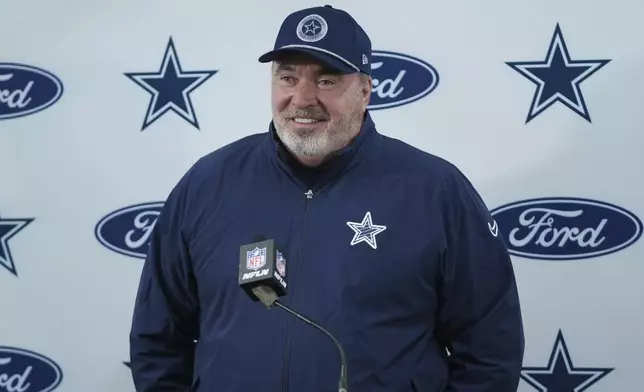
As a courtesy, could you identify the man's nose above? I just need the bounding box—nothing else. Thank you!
[290,80,318,108]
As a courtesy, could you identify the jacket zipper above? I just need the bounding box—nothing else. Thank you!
[281,188,314,392]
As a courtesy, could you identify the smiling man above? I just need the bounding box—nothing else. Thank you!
[128,5,525,392]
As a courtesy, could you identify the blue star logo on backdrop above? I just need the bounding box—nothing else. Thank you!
[0,216,33,277]
[521,330,613,391]
[506,24,610,124]
[346,211,387,250]
[125,37,218,131]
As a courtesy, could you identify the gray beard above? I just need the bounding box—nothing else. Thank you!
[274,99,366,160]
[277,127,333,157]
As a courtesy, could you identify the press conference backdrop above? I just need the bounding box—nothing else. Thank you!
[1,0,642,390]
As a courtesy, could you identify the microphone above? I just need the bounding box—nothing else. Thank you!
[239,236,349,392]
[239,235,288,300]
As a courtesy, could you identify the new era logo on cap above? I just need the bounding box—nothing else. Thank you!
[258,5,372,75]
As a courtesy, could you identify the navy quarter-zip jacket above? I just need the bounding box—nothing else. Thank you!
[129,112,525,392]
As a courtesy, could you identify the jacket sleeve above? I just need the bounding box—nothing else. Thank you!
[435,166,525,392]
[129,170,200,391]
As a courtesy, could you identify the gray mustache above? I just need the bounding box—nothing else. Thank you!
[285,110,328,120]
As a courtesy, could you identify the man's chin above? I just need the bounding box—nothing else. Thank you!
[291,125,326,136]
[283,137,330,158]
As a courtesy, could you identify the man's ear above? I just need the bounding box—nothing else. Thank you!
[361,74,372,104]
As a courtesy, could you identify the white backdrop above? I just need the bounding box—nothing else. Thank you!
[1,0,642,391]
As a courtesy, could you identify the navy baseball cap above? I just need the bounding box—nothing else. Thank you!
[258,5,372,75]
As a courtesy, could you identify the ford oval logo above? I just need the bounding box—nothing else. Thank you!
[95,202,164,259]
[0,63,64,120]
[0,346,63,392]
[368,51,439,110]
[491,197,643,260]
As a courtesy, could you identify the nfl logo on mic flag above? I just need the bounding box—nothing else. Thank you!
[276,251,286,276]
[246,247,267,270]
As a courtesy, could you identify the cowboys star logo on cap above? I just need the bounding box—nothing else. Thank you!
[296,14,328,42]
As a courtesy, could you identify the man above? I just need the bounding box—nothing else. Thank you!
[129,5,525,392]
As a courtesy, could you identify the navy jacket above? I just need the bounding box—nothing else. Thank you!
[129,112,525,392]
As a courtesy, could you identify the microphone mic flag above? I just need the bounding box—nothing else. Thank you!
[239,237,288,301]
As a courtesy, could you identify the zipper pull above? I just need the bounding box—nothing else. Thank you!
[305,190,313,199]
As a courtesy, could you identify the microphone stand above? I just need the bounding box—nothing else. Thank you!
[273,301,349,392]
[251,285,349,392]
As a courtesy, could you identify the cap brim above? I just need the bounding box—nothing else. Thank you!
[258,46,357,74]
